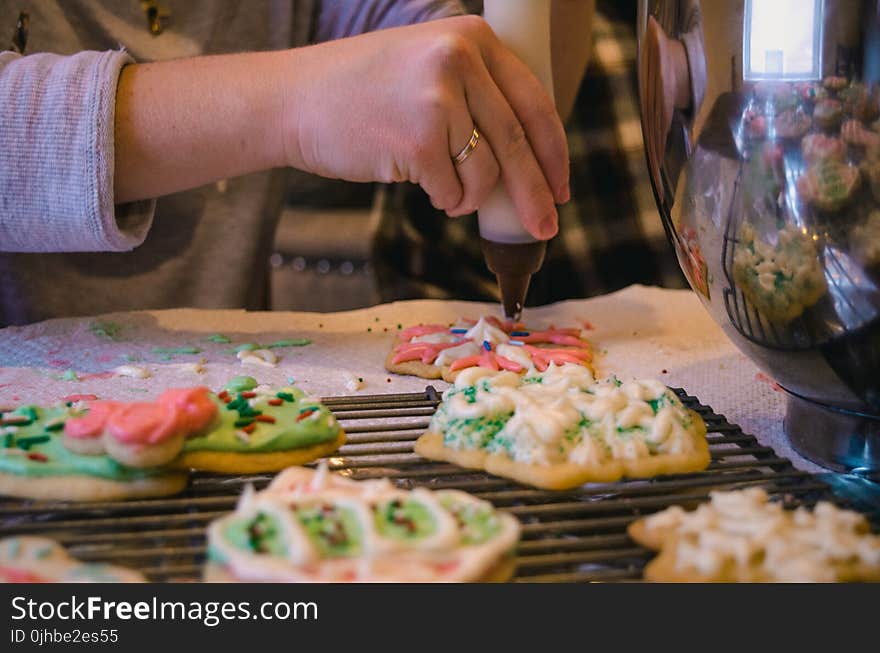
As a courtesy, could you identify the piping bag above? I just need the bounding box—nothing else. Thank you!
[479,0,554,321]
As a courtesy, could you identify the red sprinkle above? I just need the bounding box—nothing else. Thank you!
[240,392,257,399]
[222,397,231,404]
[27,453,48,463]
[296,409,317,422]
[267,398,283,406]
[218,390,229,400]
[255,415,276,424]
[241,423,257,434]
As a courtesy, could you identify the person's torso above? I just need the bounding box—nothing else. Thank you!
[0,0,313,325]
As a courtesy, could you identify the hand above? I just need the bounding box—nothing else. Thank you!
[640,15,690,201]
[284,15,569,239]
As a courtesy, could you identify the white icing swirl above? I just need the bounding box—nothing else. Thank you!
[464,317,509,346]
[436,341,481,367]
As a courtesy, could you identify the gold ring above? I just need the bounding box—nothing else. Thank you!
[452,127,480,166]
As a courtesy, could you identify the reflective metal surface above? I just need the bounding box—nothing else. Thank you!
[637,0,880,471]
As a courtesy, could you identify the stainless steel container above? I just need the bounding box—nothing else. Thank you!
[637,0,880,472]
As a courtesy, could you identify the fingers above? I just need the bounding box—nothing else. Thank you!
[413,92,464,211]
[460,58,560,239]
[446,95,500,217]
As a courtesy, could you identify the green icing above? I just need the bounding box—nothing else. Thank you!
[234,339,311,353]
[296,505,361,557]
[223,512,287,556]
[90,321,124,341]
[267,339,311,348]
[437,493,501,545]
[152,346,202,355]
[225,376,258,393]
[59,369,79,382]
[182,388,340,454]
[373,499,436,540]
[0,406,168,481]
[443,414,512,450]
[206,334,231,344]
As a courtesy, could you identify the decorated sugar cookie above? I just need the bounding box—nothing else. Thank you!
[204,466,520,582]
[172,377,345,473]
[386,316,594,383]
[415,365,709,490]
[0,400,191,501]
[628,488,880,582]
[0,378,344,500]
[0,536,145,583]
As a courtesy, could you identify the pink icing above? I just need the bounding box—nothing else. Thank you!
[106,402,183,445]
[61,394,99,403]
[157,387,218,435]
[519,328,587,348]
[448,348,524,373]
[523,345,591,372]
[483,316,524,332]
[63,401,121,440]
[391,341,463,365]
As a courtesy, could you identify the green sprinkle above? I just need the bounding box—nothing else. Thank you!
[267,339,311,348]
[367,327,372,332]
[397,324,402,330]
[358,377,364,383]
[60,369,79,382]
[234,418,255,427]
[225,376,258,393]
[20,407,38,422]
[276,392,295,403]
[122,353,141,362]
[152,346,202,355]
[226,398,245,411]
[206,333,231,344]
[44,419,65,431]
[237,406,261,418]
[234,343,259,353]
[3,433,13,448]
[90,320,123,341]
[16,435,50,450]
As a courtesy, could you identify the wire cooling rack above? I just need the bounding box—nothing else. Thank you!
[0,387,846,582]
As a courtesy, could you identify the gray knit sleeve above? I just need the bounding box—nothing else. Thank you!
[0,49,155,253]
[314,0,464,42]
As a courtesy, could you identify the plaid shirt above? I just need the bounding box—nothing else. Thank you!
[372,0,686,305]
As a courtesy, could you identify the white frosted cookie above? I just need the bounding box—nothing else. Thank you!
[204,466,520,583]
[628,488,880,582]
[386,316,594,383]
[415,365,709,490]
[0,536,145,583]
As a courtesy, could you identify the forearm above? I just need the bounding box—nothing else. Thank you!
[551,0,595,123]
[114,51,292,204]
